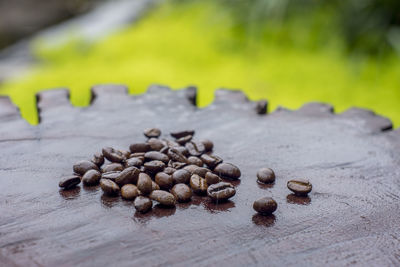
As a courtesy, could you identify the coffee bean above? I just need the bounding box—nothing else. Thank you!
[59,175,81,189]
[200,154,222,169]
[151,180,160,191]
[91,152,104,167]
[163,167,176,175]
[144,151,169,163]
[155,172,174,190]
[73,160,99,175]
[190,174,208,195]
[287,179,312,196]
[149,190,176,207]
[82,169,101,186]
[171,183,192,202]
[129,143,151,153]
[167,147,188,163]
[193,167,209,177]
[183,164,199,174]
[121,184,139,200]
[201,139,214,152]
[187,156,203,167]
[214,163,241,180]
[257,168,275,184]
[207,182,236,201]
[185,141,205,156]
[134,196,152,213]
[137,173,153,195]
[172,169,191,184]
[119,150,131,159]
[144,160,165,174]
[115,167,140,186]
[165,139,180,148]
[130,152,145,158]
[170,130,195,139]
[205,172,221,185]
[102,147,124,163]
[147,138,164,151]
[125,157,143,168]
[169,160,186,170]
[176,135,192,145]
[100,179,120,196]
[253,197,277,215]
[144,128,161,138]
[174,146,189,156]
[102,163,124,173]
[101,171,121,181]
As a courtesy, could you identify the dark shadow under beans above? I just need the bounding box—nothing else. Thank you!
[203,199,235,213]
[286,194,311,205]
[59,187,81,200]
[100,194,121,208]
[133,205,176,222]
[252,214,276,227]
[256,181,274,189]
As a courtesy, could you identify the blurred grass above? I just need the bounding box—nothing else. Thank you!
[0,0,399,126]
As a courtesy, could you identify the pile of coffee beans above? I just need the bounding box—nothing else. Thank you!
[59,128,241,214]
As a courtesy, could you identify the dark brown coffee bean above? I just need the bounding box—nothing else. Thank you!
[187,156,203,167]
[171,183,192,202]
[174,146,189,156]
[205,172,221,185]
[163,167,176,175]
[134,196,152,213]
[102,147,124,163]
[129,143,151,153]
[130,152,145,158]
[200,154,222,169]
[176,135,192,145]
[147,138,164,151]
[257,168,275,184]
[137,173,153,195]
[190,174,208,195]
[82,169,101,186]
[101,171,121,181]
[144,160,165,174]
[125,157,143,168]
[151,180,160,191]
[167,147,188,163]
[169,161,187,170]
[170,130,195,139]
[91,152,104,167]
[214,163,241,180]
[149,190,176,207]
[193,167,209,178]
[121,184,139,200]
[144,128,161,138]
[144,151,169,163]
[73,160,99,175]
[183,164,199,174]
[185,141,205,156]
[201,139,214,152]
[102,163,124,173]
[119,150,131,159]
[155,172,174,190]
[287,179,312,196]
[172,169,191,184]
[100,179,120,196]
[59,175,81,189]
[207,182,236,201]
[253,197,277,215]
[115,167,140,186]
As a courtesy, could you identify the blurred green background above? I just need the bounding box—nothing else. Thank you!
[0,0,399,125]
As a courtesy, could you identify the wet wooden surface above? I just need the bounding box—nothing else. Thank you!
[0,85,400,266]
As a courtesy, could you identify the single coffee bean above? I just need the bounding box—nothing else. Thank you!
[201,139,214,152]
[170,130,195,139]
[91,152,104,167]
[174,146,189,156]
[172,169,191,184]
[102,163,124,173]
[149,190,176,207]
[257,168,275,184]
[119,150,131,159]
[100,179,120,196]
[101,171,121,181]
[185,141,205,156]
[125,157,143,168]
[129,143,151,153]
[200,154,222,169]
[287,179,312,196]
[171,183,192,202]
[137,173,153,195]
[167,147,188,163]
[144,151,169,163]
[144,160,165,174]
[134,196,152,213]
[205,172,221,185]
[253,197,277,215]
[193,167,209,178]
[144,128,161,138]
[130,152,145,158]
[115,167,140,186]
[73,160,99,175]
[176,135,192,145]
[207,182,236,201]
[147,138,164,151]
[163,167,176,175]
[169,161,187,170]
[102,147,124,163]
[82,169,101,186]
[187,156,203,167]
[183,164,199,174]
[121,184,139,200]
[214,163,241,180]
[151,180,160,191]
[190,174,208,195]
[155,172,174,190]
[59,175,81,189]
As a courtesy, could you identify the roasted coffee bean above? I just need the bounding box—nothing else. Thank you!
[205,172,221,185]
[155,172,174,190]
[200,154,222,169]
[187,156,203,167]
[102,147,124,163]
[185,141,205,156]
[100,179,120,196]
[201,139,214,152]
[183,164,199,174]
[168,147,188,163]
[169,161,187,170]
[207,182,236,201]
[101,171,121,181]
[253,197,277,215]
[172,169,191,184]
[137,173,153,195]
[193,167,209,178]
[163,167,176,175]
[150,190,176,207]
[102,163,124,173]
[176,135,192,145]
[73,160,99,175]
[214,163,241,180]
[165,139,180,148]
[144,151,169,163]
[287,179,312,196]
[119,150,131,159]
[130,152,145,158]
[134,196,152,213]
[174,146,189,156]
[190,174,208,195]
[147,138,164,151]
[151,180,160,191]
[125,157,143,168]
[257,168,275,184]
[171,183,192,202]
[82,169,101,186]
[144,128,161,138]
[115,167,140,186]
[121,184,139,200]
[170,130,195,139]
[59,175,81,189]
[144,160,165,174]
[129,143,151,153]
[91,152,104,167]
